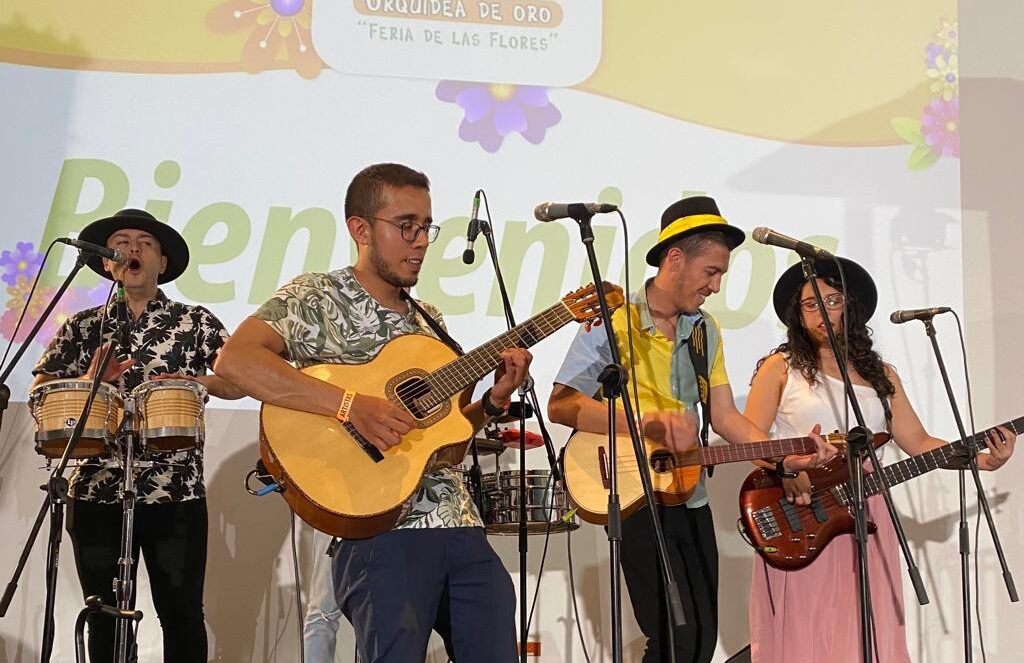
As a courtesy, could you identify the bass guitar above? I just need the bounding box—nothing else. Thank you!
[737,417,1021,569]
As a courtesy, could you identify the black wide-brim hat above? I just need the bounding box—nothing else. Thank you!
[772,256,878,322]
[78,209,189,284]
[645,195,746,267]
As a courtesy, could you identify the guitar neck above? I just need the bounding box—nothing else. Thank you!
[697,435,818,465]
[421,301,576,405]
[863,416,1024,497]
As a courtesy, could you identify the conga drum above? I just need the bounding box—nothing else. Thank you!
[29,379,122,459]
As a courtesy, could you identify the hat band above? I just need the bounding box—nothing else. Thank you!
[657,214,729,245]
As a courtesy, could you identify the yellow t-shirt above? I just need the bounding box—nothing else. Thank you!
[554,282,729,508]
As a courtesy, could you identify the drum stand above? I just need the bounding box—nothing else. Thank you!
[110,400,144,663]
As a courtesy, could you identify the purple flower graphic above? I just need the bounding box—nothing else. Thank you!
[0,280,55,345]
[39,283,112,342]
[921,98,959,158]
[436,81,562,153]
[1,275,111,347]
[0,307,34,344]
[924,43,946,68]
[0,242,43,286]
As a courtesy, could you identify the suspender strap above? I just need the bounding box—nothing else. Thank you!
[401,291,464,356]
[686,315,713,477]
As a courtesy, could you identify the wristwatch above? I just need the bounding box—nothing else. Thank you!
[481,388,511,418]
[774,459,799,480]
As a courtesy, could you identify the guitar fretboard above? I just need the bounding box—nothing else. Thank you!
[697,436,821,465]
[415,302,576,409]
[833,416,1023,503]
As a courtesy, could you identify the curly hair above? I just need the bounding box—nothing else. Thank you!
[754,274,895,401]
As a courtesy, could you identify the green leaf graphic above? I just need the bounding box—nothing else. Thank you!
[907,144,941,171]
[892,117,925,146]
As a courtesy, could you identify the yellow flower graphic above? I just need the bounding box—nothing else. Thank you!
[207,0,323,79]
[926,53,958,101]
[933,19,958,52]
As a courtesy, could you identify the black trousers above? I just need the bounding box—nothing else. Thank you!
[621,504,719,663]
[66,497,208,663]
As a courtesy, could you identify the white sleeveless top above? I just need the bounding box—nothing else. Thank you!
[775,363,889,460]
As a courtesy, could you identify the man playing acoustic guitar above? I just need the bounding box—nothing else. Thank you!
[548,196,837,663]
[215,163,531,663]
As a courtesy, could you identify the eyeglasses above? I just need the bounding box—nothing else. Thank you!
[799,293,846,312]
[366,216,440,243]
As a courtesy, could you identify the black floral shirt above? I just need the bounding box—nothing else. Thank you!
[33,290,229,504]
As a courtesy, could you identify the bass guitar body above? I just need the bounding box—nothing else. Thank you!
[737,433,888,570]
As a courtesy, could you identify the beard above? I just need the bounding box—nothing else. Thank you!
[368,245,418,288]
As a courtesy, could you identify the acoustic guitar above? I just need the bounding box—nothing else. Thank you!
[259,283,624,539]
[737,417,1021,570]
[562,429,847,524]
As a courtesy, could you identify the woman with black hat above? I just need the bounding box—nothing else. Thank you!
[742,257,1015,662]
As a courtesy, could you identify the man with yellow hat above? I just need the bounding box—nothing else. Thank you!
[549,196,836,663]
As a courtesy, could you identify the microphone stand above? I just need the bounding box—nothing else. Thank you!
[919,316,1017,662]
[799,257,929,663]
[0,252,112,647]
[475,210,562,663]
[567,207,684,663]
[6,338,121,660]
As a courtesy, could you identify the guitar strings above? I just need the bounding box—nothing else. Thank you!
[396,304,572,408]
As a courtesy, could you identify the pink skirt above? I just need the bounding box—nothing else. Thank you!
[749,493,911,662]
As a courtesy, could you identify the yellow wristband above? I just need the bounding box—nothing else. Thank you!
[336,391,356,423]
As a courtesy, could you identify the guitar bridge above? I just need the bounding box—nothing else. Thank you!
[753,506,781,540]
[344,422,383,463]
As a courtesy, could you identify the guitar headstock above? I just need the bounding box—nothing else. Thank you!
[563,282,626,324]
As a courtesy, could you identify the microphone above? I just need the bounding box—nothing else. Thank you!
[462,190,482,265]
[751,227,834,259]
[57,237,127,264]
[533,202,618,223]
[890,306,952,324]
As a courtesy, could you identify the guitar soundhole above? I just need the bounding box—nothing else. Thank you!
[650,450,673,473]
[394,376,434,419]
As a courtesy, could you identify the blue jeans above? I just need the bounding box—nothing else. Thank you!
[333,527,517,663]
[304,527,343,663]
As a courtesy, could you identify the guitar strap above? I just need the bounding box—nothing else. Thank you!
[400,292,487,517]
[686,313,713,477]
[401,290,465,356]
